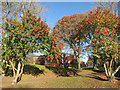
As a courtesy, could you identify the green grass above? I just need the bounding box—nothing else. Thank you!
[101,81,111,87]
[3,76,112,88]
[24,63,45,69]
[2,63,117,88]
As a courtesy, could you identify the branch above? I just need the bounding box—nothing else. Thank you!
[112,65,120,76]
[19,63,24,75]
[104,62,108,76]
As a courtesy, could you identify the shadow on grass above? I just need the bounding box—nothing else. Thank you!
[78,73,108,81]
[89,75,107,81]
[46,66,80,77]
[92,70,105,73]
[4,64,45,77]
[76,67,107,81]
[82,67,93,70]
[82,67,105,72]
[23,64,45,76]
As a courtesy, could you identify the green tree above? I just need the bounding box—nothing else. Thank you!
[1,1,48,75]
[2,10,51,84]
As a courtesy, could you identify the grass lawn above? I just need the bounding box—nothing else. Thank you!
[2,63,119,88]
[3,76,113,88]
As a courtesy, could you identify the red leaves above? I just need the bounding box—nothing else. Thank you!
[37,27,40,30]
[23,38,25,41]
[22,20,24,23]
[97,7,101,10]
[32,27,35,30]
[38,17,41,20]
[14,21,16,23]
[85,22,88,24]
[106,10,110,13]
[61,43,64,46]
[43,24,48,28]
[113,30,117,33]
[8,33,12,36]
[99,32,102,35]
[36,34,39,37]
[48,27,50,30]
[90,11,92,14]
[5,22,8,25]
[52,46,55,49]
[32,21,34,23]
[41,21,43,24]
[88,20,91,23]
[105,32,109,35]
[13,24,15,26]
[95,30,98,34]
[52,42,54,44]
[106,36,109,39]
[97,17,100,19]
[43,28,45,31]
[89,42,91,45]
[112,33,114,36]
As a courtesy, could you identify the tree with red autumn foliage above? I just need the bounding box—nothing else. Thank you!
[75,7,120,81]
[44,35,64,65]
[52,13,87,70]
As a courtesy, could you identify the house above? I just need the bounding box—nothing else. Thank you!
[35,55,48,65]
[60,53,86,68]
[26,53,86,68]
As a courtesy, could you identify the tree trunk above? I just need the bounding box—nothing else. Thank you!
[78,61,81,69]
[104,61,120,82]
[77,57,81,70]
[12,61,24,85]
[104,62,114,81]
[2,60,6,76]
[9,60,16,77]
[93,56,97,69]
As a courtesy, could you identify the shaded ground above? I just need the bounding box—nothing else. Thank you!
[2,64,120,88]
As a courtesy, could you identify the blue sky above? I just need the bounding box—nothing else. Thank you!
[44,2,95,27]
[35,2,95,62]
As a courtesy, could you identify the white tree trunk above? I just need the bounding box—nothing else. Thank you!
[77,55,81,70]
[12,62,24,85]
[104,61,120,81]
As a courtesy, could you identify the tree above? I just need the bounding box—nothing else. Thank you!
[2,10,51,84]
[1,1,48,75]
[1,2,48,21]
[52,13,87,70]
[44,34,64,64]
[95,1,120,39]
[1,1,48,46]
[95,0,119,15]
[75,7,120,81]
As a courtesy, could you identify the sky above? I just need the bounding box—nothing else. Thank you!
[44,2,95,28]
[34,2,96,62]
